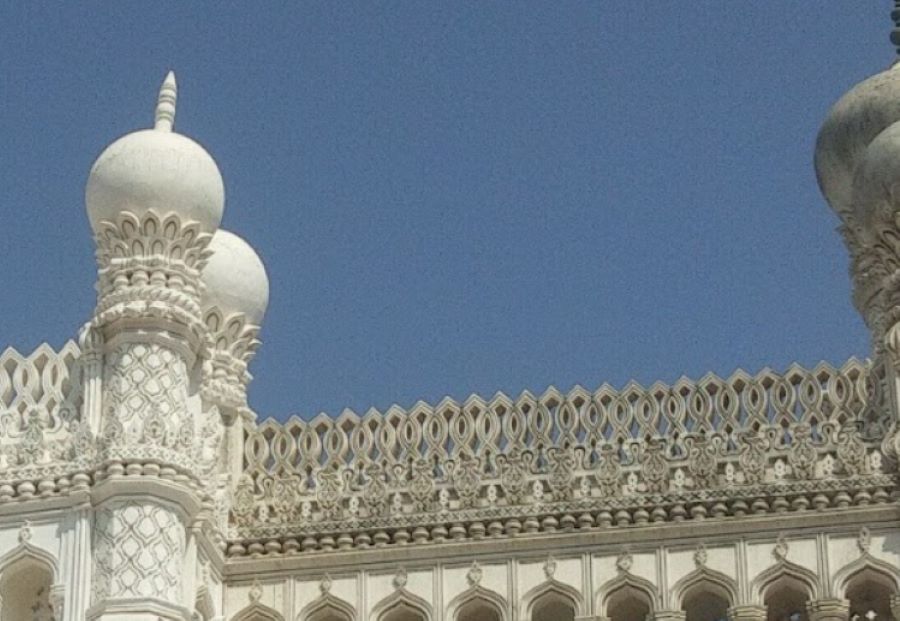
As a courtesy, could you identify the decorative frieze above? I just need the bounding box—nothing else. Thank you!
[226,358,897,556]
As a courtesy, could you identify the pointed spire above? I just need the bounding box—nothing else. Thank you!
[154,71,177,132]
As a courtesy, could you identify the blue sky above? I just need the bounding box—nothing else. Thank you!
[0,3,888,420]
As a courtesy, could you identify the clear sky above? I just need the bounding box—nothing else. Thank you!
[0,3,889,421]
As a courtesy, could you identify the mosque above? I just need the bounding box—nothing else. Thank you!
[3,13,900,621]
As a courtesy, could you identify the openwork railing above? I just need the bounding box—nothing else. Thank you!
[229,358,895,553]
[0,342,83,469]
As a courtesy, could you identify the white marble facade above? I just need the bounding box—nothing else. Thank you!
[3,30,900,621]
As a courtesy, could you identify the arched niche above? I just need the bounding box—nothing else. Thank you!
[750,561,819,621]
[672,568,737,621]
[834,557,900,621]
[522,579,582,621]
[597,573,660,621]
[0,535,61,621]
[299,592,356,621]
[371,589,432,621]
[446,586,507,621]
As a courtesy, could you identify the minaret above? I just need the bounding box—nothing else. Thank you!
[83,73,225,621]
[197,229,270,525]
[815,11,900,461]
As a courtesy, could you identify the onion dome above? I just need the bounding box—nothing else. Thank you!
[815,62,900,221]
[851,120,900,230]
[85,72,225,234]
[200,230,270,326]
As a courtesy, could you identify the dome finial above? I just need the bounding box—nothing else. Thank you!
[154,71,177,132]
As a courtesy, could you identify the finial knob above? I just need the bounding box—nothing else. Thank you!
[154,71,177,131]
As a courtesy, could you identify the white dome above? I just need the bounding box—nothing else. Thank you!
[852,120,900,230]
[84,72,225,234]
[201,230,269,325]
[815,62,900,220]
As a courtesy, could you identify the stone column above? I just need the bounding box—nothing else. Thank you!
[728,605,766,621]
[651,611,687,621]
[84,210,212,621]
[807,599,850,621]
[78,70,227,620]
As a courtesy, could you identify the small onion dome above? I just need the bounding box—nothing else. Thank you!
[815,62,900,220]
[85,72,224,234]
[851,119,900,231]
[201,229,270,326]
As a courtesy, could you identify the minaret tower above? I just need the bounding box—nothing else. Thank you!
[82,73,232,620]
[815,7,900,459]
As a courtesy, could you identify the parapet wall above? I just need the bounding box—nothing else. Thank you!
[229,358,894,556]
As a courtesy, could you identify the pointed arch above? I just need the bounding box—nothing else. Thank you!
[231,602,286,621]
[832,554,900,621]
[671,567,737,621]
[299,592,356,621]
[596,572,661,616]
[446,585,508,621]
[832,554,900,599]
[750,560,820,605]
[371,588,433,621]
[0,536,59,581]
[521,578,584,620]
[670,567,738,608]
[0,534,61,621]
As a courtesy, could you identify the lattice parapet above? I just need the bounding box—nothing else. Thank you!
[228,358,897,555]
[0,342,83,469]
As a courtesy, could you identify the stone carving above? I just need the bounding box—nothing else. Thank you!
[543,556,557,579]
[92,501,185,603]
[616,551,633,573]
[694,544,707,568]
[392,568,408,590]
[466,561,483,587]
[18,520,32,544]
[249,580,263,603]
[640,440,669,494]
[837,423,868,476]
[200,308,262,410]
[594,444,622,496]
[496,449,532,504]
[739,430,769,485]
[91,210,212,337]
[225,358,895,556]
[319,574,332,594]
[857,526,872,554]
[687,434,718,488]
[102,343,189,447]
[787,424,817,480]
[773,534,789,561]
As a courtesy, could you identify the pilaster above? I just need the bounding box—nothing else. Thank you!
[807,599,850,621]
[728,605,767,621]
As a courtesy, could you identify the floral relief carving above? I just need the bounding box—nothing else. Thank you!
[220,358,894,556]
[739,430,769,484]
[640,440,669,494]
[787,424,817,480]
[837,422,868,476]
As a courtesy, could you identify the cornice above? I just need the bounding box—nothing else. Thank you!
[222,503,900,579]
